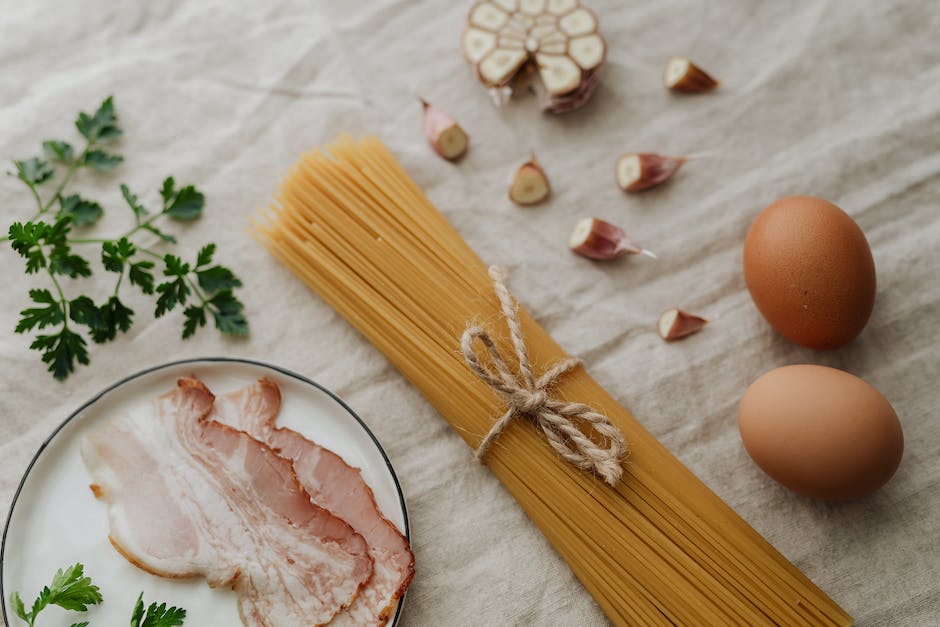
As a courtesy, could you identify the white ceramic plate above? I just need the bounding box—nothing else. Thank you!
[1,357,409,627]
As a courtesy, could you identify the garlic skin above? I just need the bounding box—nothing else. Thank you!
[616,153,687,192]
[568,217,655,260]
[461,0,606,113]
[421,100,469,161]
[664,57,719,93]
[658,308,708,341]
[509,154,551,206]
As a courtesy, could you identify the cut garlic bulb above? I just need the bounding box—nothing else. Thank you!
[461,0,606,113]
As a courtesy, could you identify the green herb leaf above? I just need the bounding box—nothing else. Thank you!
[209,290,249,336]
[196,265,242,294]
[83,149,123,172]
[164,184,204,221]
[9,221,49,273]
[155,281,189,317]
[71,622,90,627]
[162,254,191,277]
[12,563,103,626]
[49,245,92,279]
[91,296,134,343]
[102,237,136,273]
[16,289,64,333]
[31,328,90,380]
[45,564,103,612]
[159,176,176,205]
[69,295,104,331]
[121,183,148,222]
[10,591,28,621]
[182,305,207,339]
[142,223,177,244]
[58,194,104,227]
[42,140,75,164]
[130,592,187,627]
[14,157,54,186]
[75,96,121,143]
[195,243,215,268]
[129,260,156,294]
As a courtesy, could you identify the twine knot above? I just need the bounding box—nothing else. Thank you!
[461,266,627,486]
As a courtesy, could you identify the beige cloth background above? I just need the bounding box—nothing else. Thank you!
[2,1,939,625]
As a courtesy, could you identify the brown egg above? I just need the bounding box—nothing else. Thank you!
[739,365,903,500]
[743,195,876,349]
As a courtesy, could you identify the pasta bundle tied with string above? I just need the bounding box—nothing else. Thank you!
[252,135,851,626]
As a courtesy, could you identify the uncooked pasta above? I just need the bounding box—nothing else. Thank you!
[252,135,851,626]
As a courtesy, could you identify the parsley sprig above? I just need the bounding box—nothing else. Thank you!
[130,593,187,627]
[8,563,187,627]
[8,563,102,627]
[5,97,248,380]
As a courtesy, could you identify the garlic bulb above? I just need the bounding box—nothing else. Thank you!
[461,0,606,113]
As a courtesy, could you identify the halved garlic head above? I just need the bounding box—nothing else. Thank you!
[462,0,606,113]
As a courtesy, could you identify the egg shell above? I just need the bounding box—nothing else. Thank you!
[738,365,903,501]
[743,195,876,349]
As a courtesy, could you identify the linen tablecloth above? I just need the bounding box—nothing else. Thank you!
[2,1,938,624]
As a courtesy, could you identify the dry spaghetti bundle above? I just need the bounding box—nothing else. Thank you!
[252,135,851,626]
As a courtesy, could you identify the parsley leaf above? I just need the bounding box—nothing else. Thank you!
[83,149,123,172]
[160,177,204,221]
[49,245,92,279]
[14,158,54,186]
[69,295,104,331]
[31,327,89,380]
[10,591,28,621]
[130,592,187,627]
[9,221,50,273]
[75,96,121,143]
[58,195,104,227]
[16,289,64,333]
[120,183,148,222]
[91,296,134,343]
[129,260,156,294]
[10,563,102,627]
[101,237,136,273]
[154,255,191,316]
[209,289,249,335]
[181,305,207,339]
[70,623,89,627]
[196,265,242,294]
[195,242,215,267]
[42,140,74,164]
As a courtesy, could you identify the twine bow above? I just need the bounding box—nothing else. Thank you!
[461,266,627,486]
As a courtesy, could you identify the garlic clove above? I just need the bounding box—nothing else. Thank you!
[479,48,530,86]
[462,28,498,63]
[470,2,511,30]
[509,154,551,205]
[568,217,655,260]
[558,8,596,36]
[658,308,708,341]
[664,57,719,93]
[616,153,687,192]
[536,53,582,95]
[421,100,469,161]
[568,34,606,70]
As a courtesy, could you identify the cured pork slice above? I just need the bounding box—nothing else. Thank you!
[213,379,415,626]
[82,378,373,626]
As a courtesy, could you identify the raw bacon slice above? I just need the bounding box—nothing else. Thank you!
[82,378,373,626]
[212,379,415,627]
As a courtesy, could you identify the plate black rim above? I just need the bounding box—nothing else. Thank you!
[0,356,410,626]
